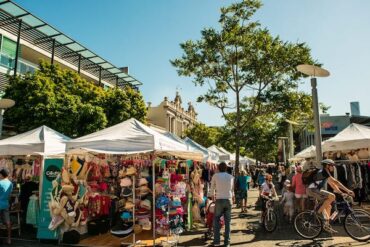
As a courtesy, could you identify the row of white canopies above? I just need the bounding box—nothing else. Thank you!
[0,118,255,165]
[292,123,370,160]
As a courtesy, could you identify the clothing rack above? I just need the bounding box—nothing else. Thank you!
[334,159,370,163]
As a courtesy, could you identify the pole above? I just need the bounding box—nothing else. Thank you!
[288,122,294,159]
[0,109,4,139]
[14,20,22,76]
[51,39,56,64]
[311,77,323,165]
[282,139,286,166]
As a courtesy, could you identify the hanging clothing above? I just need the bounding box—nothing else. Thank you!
[26,194,39,227]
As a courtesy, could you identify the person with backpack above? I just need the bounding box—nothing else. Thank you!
[305,159,355,233]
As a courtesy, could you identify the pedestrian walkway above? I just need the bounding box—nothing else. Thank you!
[3,188,368,247]
[178,188,365,247]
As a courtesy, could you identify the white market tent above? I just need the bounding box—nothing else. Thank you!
[208,145,230,161]
[0,125,70,156]
[322,123,370,152]
[292,145,316,160]
[183,137,219,163]
[66,118,203,161]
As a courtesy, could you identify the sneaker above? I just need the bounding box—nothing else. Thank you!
[323,224,338,234]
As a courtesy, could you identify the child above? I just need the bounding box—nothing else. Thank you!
[280,184,295,223]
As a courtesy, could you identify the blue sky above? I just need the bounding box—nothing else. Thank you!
[13,0,370,126]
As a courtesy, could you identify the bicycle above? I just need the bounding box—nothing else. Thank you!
[262,197,278,232]
[294,194,370,241]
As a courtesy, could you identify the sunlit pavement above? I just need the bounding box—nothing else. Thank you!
[3,188,369,247]
[178,188,370,247]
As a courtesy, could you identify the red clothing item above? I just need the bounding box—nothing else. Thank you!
[292,173,306,195]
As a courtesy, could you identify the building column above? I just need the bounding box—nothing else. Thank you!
[171,117,176,134]
[14,20,22,76]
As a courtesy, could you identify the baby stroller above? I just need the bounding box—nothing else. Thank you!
[204,199,224,241]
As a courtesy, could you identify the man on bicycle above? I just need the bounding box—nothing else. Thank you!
[306,159,355,233]
[259,174,278,224]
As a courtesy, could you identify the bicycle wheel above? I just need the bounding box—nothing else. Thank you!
[294,211,322,239]
[264,210,277,232]
[344,210,370,242]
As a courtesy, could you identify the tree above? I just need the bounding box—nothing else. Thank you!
[172,0,316,173]
[104,86,147,126]
[183,123,222,148]
[4,61,146,137]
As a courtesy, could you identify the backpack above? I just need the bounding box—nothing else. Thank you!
[302,168,319,186]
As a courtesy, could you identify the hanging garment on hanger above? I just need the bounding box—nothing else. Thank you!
[26,194,39,227]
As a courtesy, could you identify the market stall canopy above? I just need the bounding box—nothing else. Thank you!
[322,123,370,152]
[208,145,230,161]
[183,137,219,163]
[66,118,203,161]
[292,145,316,160]
[0,125,70,156]
[231,153,256,165]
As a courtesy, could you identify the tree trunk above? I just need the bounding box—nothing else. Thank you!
[235,87,241,176]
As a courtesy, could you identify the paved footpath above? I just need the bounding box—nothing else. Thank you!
[3,189,370,247]
[178,188,370,247]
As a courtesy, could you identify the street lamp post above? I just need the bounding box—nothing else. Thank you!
[296,65,330,165]
[0,98,15,139]
[278,136,288,166]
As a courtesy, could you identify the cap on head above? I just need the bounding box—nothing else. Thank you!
[321,159,335,167]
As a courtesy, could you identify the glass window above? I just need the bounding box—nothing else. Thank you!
[1,2,27,16]
[37,25,59,36]
[20,15,43,27]
[90,57,104,63]
[2,37,17,58]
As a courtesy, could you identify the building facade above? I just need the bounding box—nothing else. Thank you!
[0,1,141,91]
[147,92,197,137]
[299,114,370,151]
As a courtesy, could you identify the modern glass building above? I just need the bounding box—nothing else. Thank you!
[0,0,142,92]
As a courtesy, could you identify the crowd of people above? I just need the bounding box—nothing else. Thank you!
[208,159,356,247]
[0,159,357,247]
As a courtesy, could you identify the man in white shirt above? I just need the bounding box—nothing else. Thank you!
[209,162,234,247]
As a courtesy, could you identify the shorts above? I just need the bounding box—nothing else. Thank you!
[306,188,333,202]
[295,194,307,199]
[0,209,10,225]
[238,190,248,200]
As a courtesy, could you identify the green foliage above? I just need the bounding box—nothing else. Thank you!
[183,123,222,148]
[4,61,146,137]
[104,86,147,126]
[172,0,319,166]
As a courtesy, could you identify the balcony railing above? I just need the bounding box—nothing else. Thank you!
[0,53,38,75]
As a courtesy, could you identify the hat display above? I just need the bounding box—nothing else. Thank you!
[138,178,148,186]
[141,168,150,178]
[62,184,74,194]
[110,220,133,238]
[120,177,132,187]
[140,199,151,210]
[134,224,142,234]
[126,166,137,176]
[171,197,182,208]
[121,211,133,220]
[121,187,133,197]
[118,168,126,178]
[139,185,151,196]
[124,200,134,210]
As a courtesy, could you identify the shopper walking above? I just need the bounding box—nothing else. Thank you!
[236,170,251,212]
[209,162,234,247]
[0,168,13,245]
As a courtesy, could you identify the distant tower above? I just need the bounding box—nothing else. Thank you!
[350,102,360,116]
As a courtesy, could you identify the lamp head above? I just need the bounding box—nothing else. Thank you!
[297,64,330,78]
